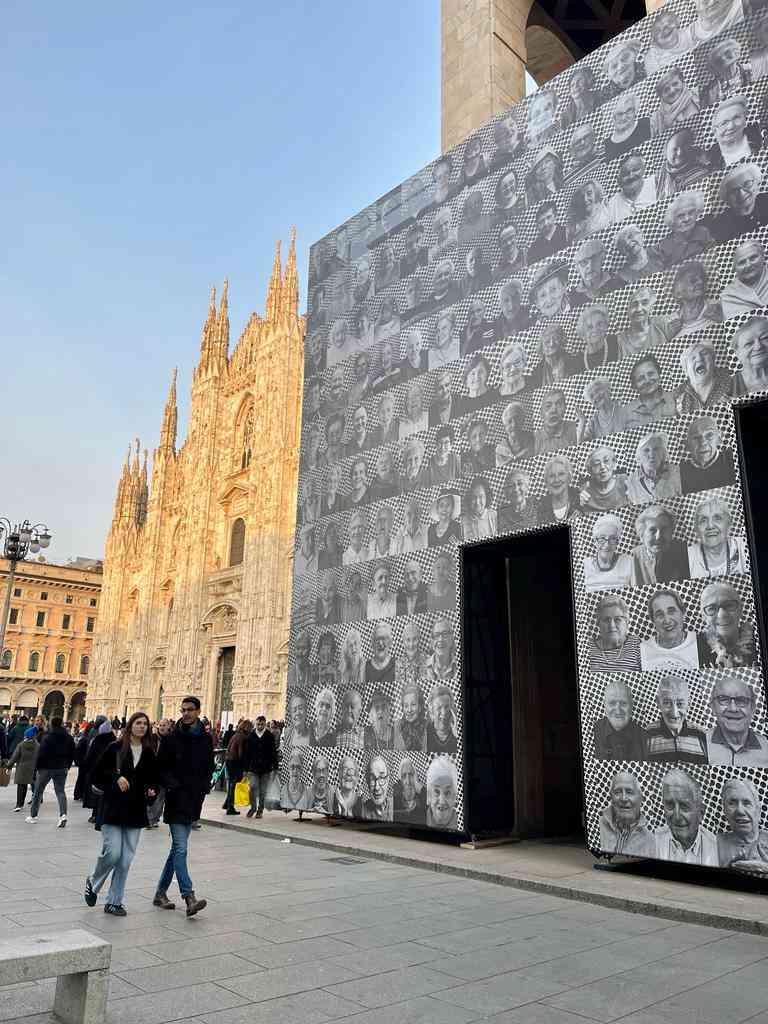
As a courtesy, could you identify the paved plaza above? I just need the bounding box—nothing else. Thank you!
[3,782,768,1023]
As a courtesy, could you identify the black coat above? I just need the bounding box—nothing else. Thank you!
[35,727,75,772]
[245,729,278,776]
[82,730,117,810]
[7,722,29,756]
[92,740,159,829]
[157,721,215,824]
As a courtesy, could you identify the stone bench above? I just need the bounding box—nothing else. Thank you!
[0,929,111,1024]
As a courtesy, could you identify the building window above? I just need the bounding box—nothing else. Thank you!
[40,592,48,601]
[240,406,254,470]
[65,595,73,604]
[9,609,19,625]
[229,518,246,567]
[0,649,11,669]
[35,611,45,628]
[13,588,21,597]
[62,614,71,630]
[28,652,39,672]
[90,598,97,607]
[86,616,95,633]
[55,653,65,674]
[80,655,89,676]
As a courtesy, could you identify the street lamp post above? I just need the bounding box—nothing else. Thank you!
[0,519,52,655]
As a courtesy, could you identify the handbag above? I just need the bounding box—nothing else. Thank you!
[234,778,250,807]
[0,764,10,787]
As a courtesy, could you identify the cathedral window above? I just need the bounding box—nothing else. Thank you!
[55,653,65,674]
[239,404,254,470]
[80,655,89,676]
[229,518,246,567]
[0,649,11,669]
[28,651,40,672]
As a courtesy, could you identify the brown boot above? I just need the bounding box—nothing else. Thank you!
[184,891,207,917]
[153,892,176,910]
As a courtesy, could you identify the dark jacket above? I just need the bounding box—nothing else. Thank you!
[0,725,6,759]
[245,728,278,776]
[7,737,38,785]
[157,720,215,825]
[82,729,116,809]
[92,740,159,828]
[6,721,28,756]
[35,726,75,772]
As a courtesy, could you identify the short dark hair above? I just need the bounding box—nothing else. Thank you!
[50,716,63,729]
[256,715,267,722]
[182,695,201,710]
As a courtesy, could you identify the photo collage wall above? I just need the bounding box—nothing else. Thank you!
[287,0,768,868]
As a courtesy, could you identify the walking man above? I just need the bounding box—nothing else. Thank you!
[154,697,213,916]
[26,716,75,827]
[245,715,278,819]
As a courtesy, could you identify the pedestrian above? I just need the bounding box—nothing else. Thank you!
[83,719,117,826]
[72,724,91,801]
[153,696,213,916]
[244,715,278,819]
[84,711,158,917]
[146,719,172,827]
[223,719,252,815]
[6,715,29,758]
[25,716,75,827]
[6,727,39,811]
[0,719,7,760]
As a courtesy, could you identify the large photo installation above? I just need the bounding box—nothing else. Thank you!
[287,0,768,863]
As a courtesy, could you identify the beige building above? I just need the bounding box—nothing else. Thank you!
[0,557,102,720]
[87,232,304,723]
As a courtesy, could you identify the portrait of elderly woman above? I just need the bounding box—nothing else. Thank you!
[374,296,400,345]
[531,260,570,321]
[567,124,601,183]
[343,508,368,566]
[624,356,676,430]
[708,676,768,767]
[644,675,708,763]
[640,589,700,672]
[650,67,700,137]
[538,454,581,525]
[708,163,768,243]
[461,475,497,541]
[425,756,459,830]
[283,688,312,748]
[587,595,642,673]
[399,382,429,440]
[584,514,633,593]
[689,496,746,579]
[644,9,694,74]
[493,278,531,340]
[658,190,714,268]
[493,170,526,226]
[708,95,766,171]
[573,308,618,375]
[425,617,457,685]
[396,622,427,689]
[566,181,611,243]
[281,749,310,812]
[525,147,564,207]
[698,581,756,669]
[491,109,527,170]
[459,189,491,245]
[578,377,628,441]
[529,325,579,391]
[496,401,535,465]
[463,419,495,476]
[394,497,429,554]
[606,153,658,224]
[342,570,366,624]
[610,225,664,289]
[340,628,365,688]
[702,36,754,108]
[460,244,492,299]
[579,446,629,513]
[630,504,690,586]
[309,687,337,747]
[667,261,723,339]
[429,205,459,265]
[722,240,768,319]
[400,437,430,493]
[294,523,317,579]
[674,340,732,416]
[393,757,426,825]
[627,432,681,504]
[732,314,768,399]
[535,389,578,455]
[370,339,402,394]
[498,340,528,397]
[655,129,712,199]
[368,452,399,507]
[680,415,736,494]
[329,756,362,819]
[315,570,342,626]
[717,778,768,873]
[604,91,651,163]
[460,133,490,189]
[426,684,458,753]
[560,65,603,127]
[594,680,644,760]
[498,467,538,533]
[428,487,462,547]
[461,297,495,359]
[495,221,527,278]
[462,353,498,413]
[603,37,645,99]
[598,771,654,857]
[394,681,428,752]
[429,551,456,612]
[344,457,369,510]
[430,308,461,370]
[317,632,340,687]
[528,88,559,145]
[570,237,612,305]
[429,426,462,486]
[373,392,400,449]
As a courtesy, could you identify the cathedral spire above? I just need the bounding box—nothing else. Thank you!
[159,368,178,452]
[282,227,299,320]
[199,286,216,359]
[266,239,282,322]
[217,278,230,357]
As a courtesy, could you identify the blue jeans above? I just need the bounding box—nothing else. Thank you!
[90,825,142,906]
[157,823,193,897]
[248,772,270,813]
[30,769,67,818]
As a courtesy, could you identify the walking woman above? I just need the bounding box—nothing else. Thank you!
[6,726,38,811]
[84,712,158,917]
[223,719,252,815]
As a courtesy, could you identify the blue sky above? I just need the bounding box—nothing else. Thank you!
[1,3,530,563]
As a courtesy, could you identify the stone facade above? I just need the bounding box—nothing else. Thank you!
[0,557,102,720]
[87,232,304,723]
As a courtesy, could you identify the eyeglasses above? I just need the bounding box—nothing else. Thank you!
[702,600,740,617]
[714,695,752,709]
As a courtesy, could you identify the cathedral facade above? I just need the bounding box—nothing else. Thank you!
[87,233,304,723]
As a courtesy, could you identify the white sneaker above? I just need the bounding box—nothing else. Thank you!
[25,816,37,824]
[58,815,67,828]
[13,807,22,813]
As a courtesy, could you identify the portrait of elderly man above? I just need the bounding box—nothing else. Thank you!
[498,468,538,533]
[294,523,318,579]
[730,315,768,397]
[606,153,658,225]
[426,683,458,753]
[368,451,399,505]
[428,551,456,612]
[566,180,612,243]
[711,164,768,245]
[578,378,628,441]
[309,687,337,747]
[428,206,458,265]
[534,388,578,455]
[561,66,603,128]
[428,487,462,547]
[316,570,342,626]
[708,95,766,171]
[367,561,396,621]
[394,681,428,752]
[717,778,768,872]
[645,675,708,763]
[528,199,567,265]
[604,36,645,96]
[342,572,366,625]
[374,296,400,345]
[702,36,753,108]
[525,147,564,207]
[494,220,527,278]
[425,258,460,316]
[426,756,459,829]
[288,631,316,691]
[326,317,356,369]
[281,749,310,812]
[609,225,664,289]
[394,756,426,824]
[497,401,535,465]
[692,0,747,43]
[400,222,428,279]
[528,88,559,145]
[399,383,429,440]
[583,514,634,593]
[429,371,462,428]
[317,631,339,686]
[655,128,711,200]
[343,509,368,566]
[493,279,531,341]
[461,296,495,358]
[365,623,396,686]
[361,755,393,822]
[699,581,756,669]
[299,475,322,525]
[400,438,430,493]
[397,559,429,616]
[599,771,655,857]
[394,497,429,554]
[650,67,700,137]
[335,689,366,750]
[429,308,461,370]
[538,454,581,525]
[349,350,374,410]
[531,260,570,321]
[569,238,613,307]
[604,92,651,164]
[463,419,496,476]
[655,769,718,866]
[461,476,497,541]
[594,680,645,760]
[722,240,768,319]
[460,244,492,300]
[369,340,401,396]
[566,123,601,184]
[680,415,735,495]
[429,155,454,209]
[641,591,701,672]
[329,756,362,818]
[396,623,427,689]
[580,446,630,513]
[658,190,714,269]
[689,496,747,579]
[283,689,312,749]
[462,353,498,414]
[618,287,675,360]
[344,407,372,459]
[627,432,682,504]
[667,261,723,339]
[429,427,462,487]
[364,691,395,750]
[302,422,325,473]
[708,677,768,767]
[498,339,528,398]
[324,415,345,469]
[631,504,690,586]
[644,8,694,74]
[752,12,768,77]
[340,627,365,687]
[491,109,527,169]
[675,339,730,417]
[587,595,642,673]
[401,323,429,381]
[425,617,457,686]
[352,254,374,306]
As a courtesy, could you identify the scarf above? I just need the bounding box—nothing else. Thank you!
[704,623,755,668]
[650,87,700,135]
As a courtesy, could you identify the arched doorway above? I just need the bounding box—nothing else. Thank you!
[0,687,11,713]
[215,648,236,725]
[16,689,40,715]
[42,690,66,720]
[69,691,87,723]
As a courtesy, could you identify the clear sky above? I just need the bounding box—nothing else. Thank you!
[1,2,531,564]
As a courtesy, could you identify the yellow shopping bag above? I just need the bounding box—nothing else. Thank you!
[234,778,250,807]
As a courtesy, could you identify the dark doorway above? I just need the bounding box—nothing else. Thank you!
[463,527,584,840]
[216,647,236,720]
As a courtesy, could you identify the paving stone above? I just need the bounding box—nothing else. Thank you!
[239,936,359,970]
[106,981,249,1023]
[324,964,459,1008]
[116,952,258,993]
[140,931,272,964]
[216,961,359,1002]
[198,989,365,1024]
[430,970,570,1016]
[332,994,485,1023]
